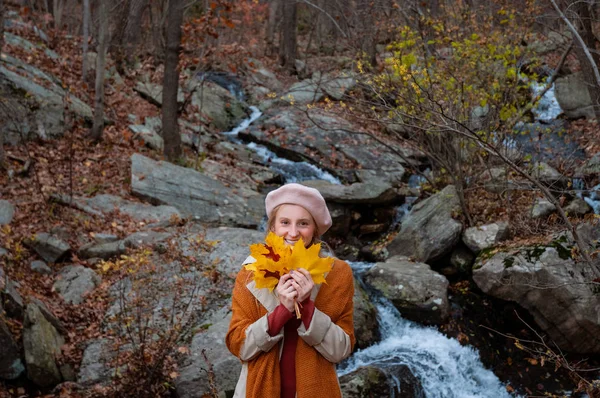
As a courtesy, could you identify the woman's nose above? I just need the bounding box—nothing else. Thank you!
[289,225,298,237]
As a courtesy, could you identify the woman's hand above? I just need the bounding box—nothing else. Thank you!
[275,274,297,313]
[290,268,314,303]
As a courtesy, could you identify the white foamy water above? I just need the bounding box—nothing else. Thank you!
[222,105,263,136]
[247,142,341,184]
[340,263,519,398]
[531,79,563,122]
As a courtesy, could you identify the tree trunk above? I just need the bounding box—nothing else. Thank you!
[279,0,297,73]
[123,0,149,66]
[572,2,600,120]
[81,0,90,81]
[52,0,64,29]
[0,0,5,168]
[89,0,108,141]
[357,0,376,66]
[266,0,280,56]
[162,0,183,161]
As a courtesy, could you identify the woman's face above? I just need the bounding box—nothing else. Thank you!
[271,204,317,247]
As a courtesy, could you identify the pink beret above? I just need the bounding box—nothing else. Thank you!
[265,183,332,235]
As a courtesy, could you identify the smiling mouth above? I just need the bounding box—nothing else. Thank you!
[285,239,299,245]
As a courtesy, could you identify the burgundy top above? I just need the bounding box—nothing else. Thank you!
[267,299,316,398]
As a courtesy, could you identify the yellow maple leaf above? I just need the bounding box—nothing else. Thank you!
[288,239,334,285]
[246,233,292,291]
[245,233,333,291]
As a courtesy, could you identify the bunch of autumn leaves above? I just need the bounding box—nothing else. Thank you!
[245,232,334,317]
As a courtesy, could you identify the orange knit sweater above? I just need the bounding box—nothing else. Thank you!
[226,259,355,398]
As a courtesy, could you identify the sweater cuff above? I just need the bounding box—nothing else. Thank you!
[301,299,315,330]
[297,307,331,346]
[267,304,294,336]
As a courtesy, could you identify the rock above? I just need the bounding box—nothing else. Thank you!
[339,365,424,398]
[0,200,15,225]
[462,222,510,253]
[31,260,52,274]
[78,240,126,260]
[530,162,568,189]
[52,265,101,305]
[301,180,399,205]
[335,244,360,262]
[387,185,462,263]
[316,71,356,100]
[131,154,264,228]
[180,227,265,277]
[576,152,600,177]
[176,309,240,398]
[531,198,556,219]
[23,303,64,387]
[92,233,119,244]
[134,81,184,106]
[473,244,600,353]
[555,72,596,120]
[240,107,411,186]
[450,244,475,274]
[245,58,283,91]
[353,281,379,349]
[565,197,592,216]
[481,167,519,194]
[0,54,98,144]
[0,317,25,380]
[25,233,71,263]
[76,194,182,224]
[122,230,173,249]
[281,79,324,105]
[77,338,114,385]
[187,79,249,131]
[0,248,7,259]
[365,256,450,325]
[3,280,24,319]
[129,124,164,150]
[4,32,57,58]
[29,297,67,335]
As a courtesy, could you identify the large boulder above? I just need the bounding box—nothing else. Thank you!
[25,233,71,263]
[387,185,463,263]
[52,265,101,305]
[339,365,424,398]
[0,317,25,379]
[239,107,412,186]
[462,222,510,253]
[131,154,264,228]
[364,256,450,325]
[70,194,182,224]
[301,180,399,205]
[1,53,97,144]
[187,79,249,131]
[554,72,596,120]
[472,243,600,353]
[23,303,64,387]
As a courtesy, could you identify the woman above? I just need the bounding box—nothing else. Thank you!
[226,183,355,398]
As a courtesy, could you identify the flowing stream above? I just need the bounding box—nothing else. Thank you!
[223,106,340,184]
[336,262,517,398]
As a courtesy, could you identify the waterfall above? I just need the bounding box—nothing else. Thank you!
[340,262,520,398]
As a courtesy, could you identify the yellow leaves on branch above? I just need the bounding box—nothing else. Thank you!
[245,232,334,291]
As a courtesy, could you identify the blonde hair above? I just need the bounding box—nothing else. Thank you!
[267,204,334,257]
